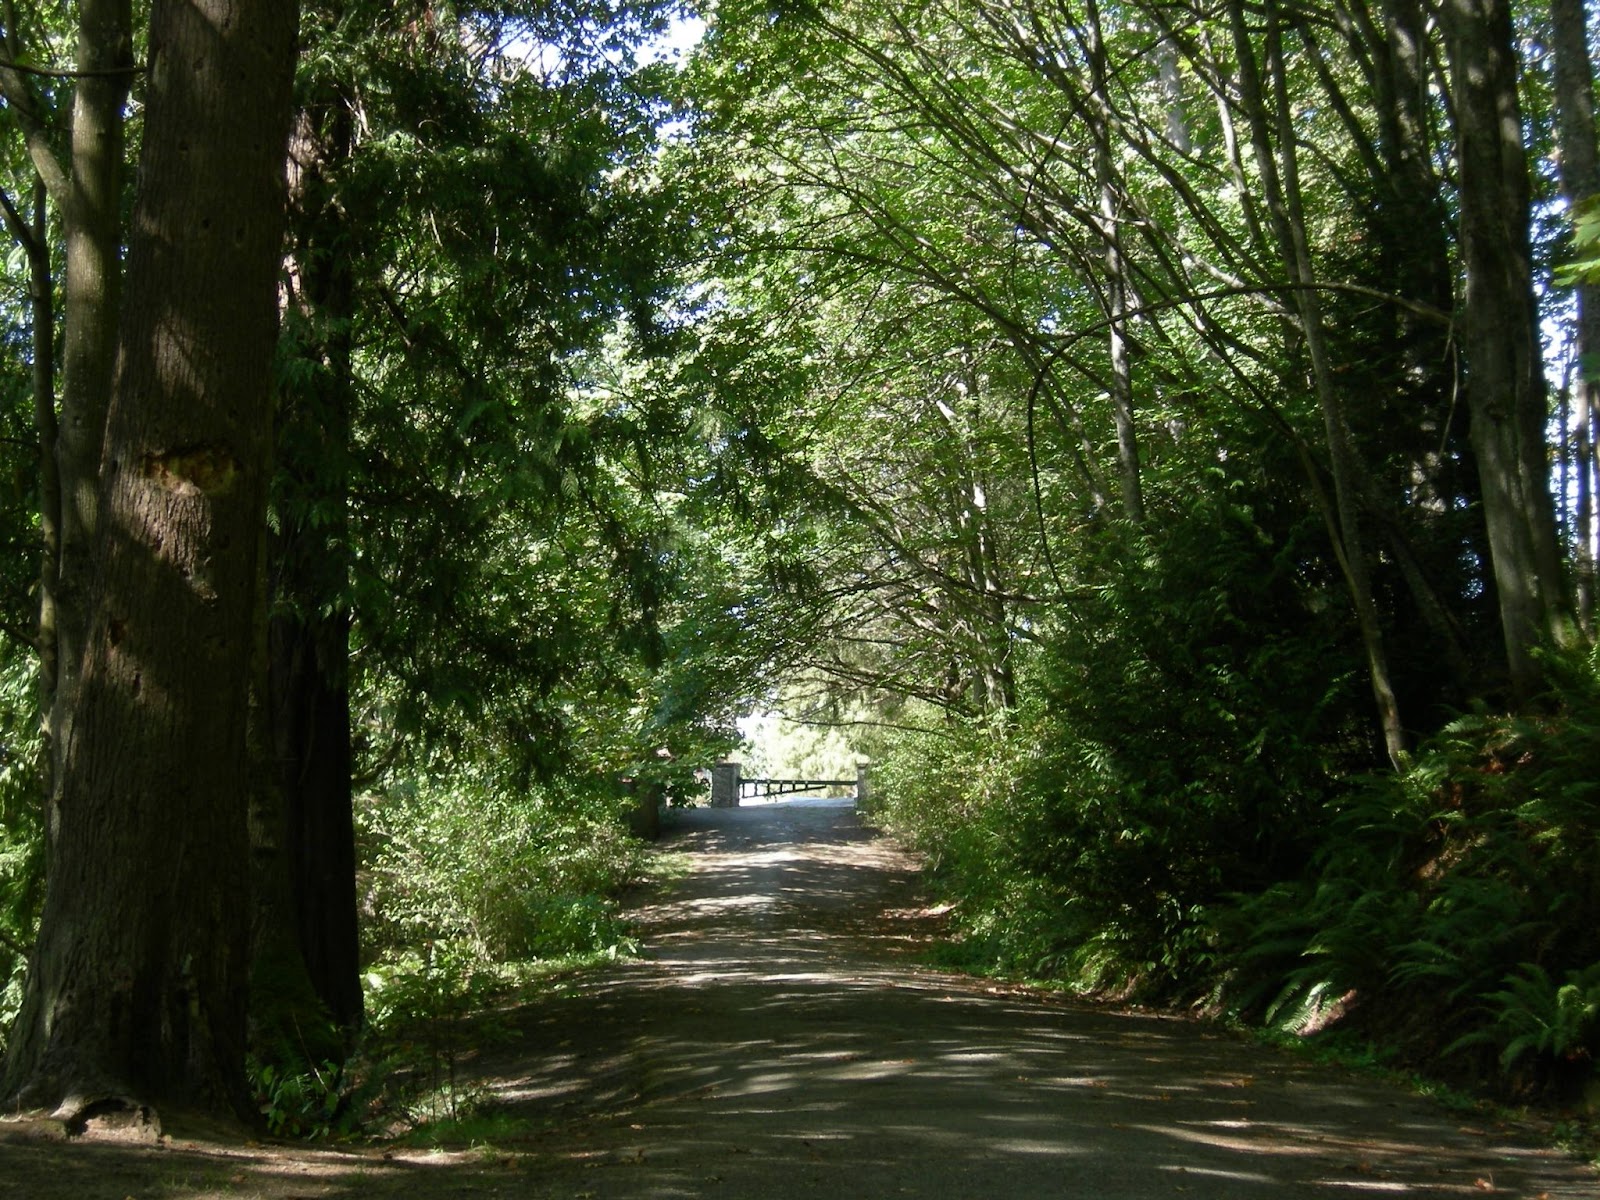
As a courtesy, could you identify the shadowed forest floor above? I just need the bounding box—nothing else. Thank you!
[1,798,1596,1198]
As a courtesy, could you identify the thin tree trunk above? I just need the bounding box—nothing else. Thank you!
[28,180,59,724]
[1549,0,1600,632]
[1206,34,1273,261]
[1,0,300,1120]
[1086,0,1144,523]
[946,357,1016,712]
[1158,39,1191,154]
[1230,0,1408,764]
[0,179,58,709]
[1581,396,1595,629]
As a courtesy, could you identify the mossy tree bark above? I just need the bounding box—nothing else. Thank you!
[0,0,299,1120]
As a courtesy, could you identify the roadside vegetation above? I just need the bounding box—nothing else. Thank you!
[1,0,1598,1141]
[873,645,1600,1112]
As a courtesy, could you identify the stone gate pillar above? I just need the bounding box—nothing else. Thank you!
[711,761,741,808]
[855,762,872,814]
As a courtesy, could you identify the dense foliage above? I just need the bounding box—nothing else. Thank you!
[669,0,1600,1107]
[1,0,1598,1122]
[0,0,742,1113]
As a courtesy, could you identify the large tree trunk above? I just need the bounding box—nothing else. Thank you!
[1440,0,1569,699]
[1362,0,1465,514]
[266,611,361,1032]
[1086,0,1143,524]
[1,0,299,1120]
[1354,0,1489,705]
[46,0,136,798]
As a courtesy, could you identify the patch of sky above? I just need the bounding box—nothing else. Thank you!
[500,6,704,81]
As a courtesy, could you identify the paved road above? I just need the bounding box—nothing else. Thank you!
[2,798,1592,1199]
[473,799,1597,1199]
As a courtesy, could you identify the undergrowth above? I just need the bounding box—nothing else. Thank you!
[358,769,645,963]
[0,641,41,1058]
[876,635,1600,1114]
[1224,647,1600,1106]
[248,768,646,1140]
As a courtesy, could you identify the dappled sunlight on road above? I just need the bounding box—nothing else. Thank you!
[414,799,1600,1200]
[50,800,1565,1197]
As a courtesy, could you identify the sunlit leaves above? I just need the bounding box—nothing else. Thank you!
[1556,194,1600,292]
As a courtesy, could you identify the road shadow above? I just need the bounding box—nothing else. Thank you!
[3,799,1594,1199]
[446,799,1600,1199]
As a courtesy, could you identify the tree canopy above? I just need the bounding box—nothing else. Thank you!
[2,0,1599,1125]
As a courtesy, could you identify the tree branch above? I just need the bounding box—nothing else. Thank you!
[0,928,32,959]
[0,182,36,252]
[1,619,40,651]
[0,56,143,80]
[0,5,70,201]
[771,713,953,739]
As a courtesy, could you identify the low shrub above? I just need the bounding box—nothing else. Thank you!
[358,769,644,963]
[1218,644,1600,1100]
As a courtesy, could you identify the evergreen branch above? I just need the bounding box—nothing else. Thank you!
[0,55,143,79]
[0,928,28,958]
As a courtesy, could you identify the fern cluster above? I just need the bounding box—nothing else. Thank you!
[874,484,1600,1103]
[1219,645,1600,1098]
